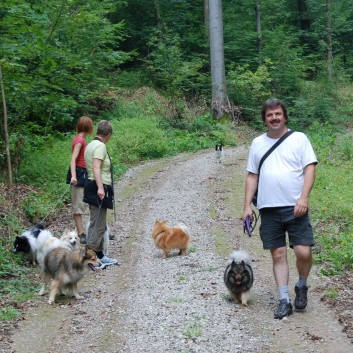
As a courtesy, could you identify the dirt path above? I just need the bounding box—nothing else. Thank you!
[6,147,353,353]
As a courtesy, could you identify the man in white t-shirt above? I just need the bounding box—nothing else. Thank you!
[243,98,318,319]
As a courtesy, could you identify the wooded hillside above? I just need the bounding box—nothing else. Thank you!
[1,0,353,178]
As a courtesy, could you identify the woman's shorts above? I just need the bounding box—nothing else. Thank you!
[71,186,85,215]
[259,206,315,250]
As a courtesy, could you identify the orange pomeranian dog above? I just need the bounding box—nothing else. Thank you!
[152,220,190,259]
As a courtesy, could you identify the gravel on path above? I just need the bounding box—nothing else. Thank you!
[7,147,353,353]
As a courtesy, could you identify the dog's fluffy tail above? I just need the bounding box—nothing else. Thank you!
[228,250,251,265]
[177,224,190,238]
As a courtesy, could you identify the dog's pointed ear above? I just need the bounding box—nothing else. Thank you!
[80,245,88,257]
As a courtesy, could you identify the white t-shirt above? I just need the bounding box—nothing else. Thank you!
[246,131,318,209]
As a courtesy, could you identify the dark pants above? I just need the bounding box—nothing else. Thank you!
[87,204,107,253]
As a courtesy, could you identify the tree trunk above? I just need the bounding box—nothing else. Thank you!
[154,0,161,29]
[255,1,262,57]
[326,0,333,80]
[0,65,13,186]
[204,0,209,40]
[298,0,310,30]
[209,0,227,119]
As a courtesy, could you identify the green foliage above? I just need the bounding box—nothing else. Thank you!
[110,111,237,164]
[290,82,337,128]
[261,27,307,94]
[337,136,353,161]
[167,296,183,303]
[111,116,170,163]
[16,133,69,183]
[144,28,208,97]
[0,306,21,321]
[227,59,274,124]
[4,90,237,225]
[0,240,38,320]
[12,133,71,220]
[0,0,130,133]
[183,315,203,340]
[177,275,188,283]
[104,92,237,163]
[323,289,338,300]
[315,232,353,275]
[115,0,206,60]
[308,123,353,274]
[113,70,152,89]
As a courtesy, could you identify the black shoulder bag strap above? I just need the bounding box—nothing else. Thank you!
[257,130,295,175]
[252,130,295,207]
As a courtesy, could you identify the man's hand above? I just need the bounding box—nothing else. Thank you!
[242,206,253,222]
[294,197,308,217]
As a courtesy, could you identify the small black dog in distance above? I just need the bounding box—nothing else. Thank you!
[215,144,224,163]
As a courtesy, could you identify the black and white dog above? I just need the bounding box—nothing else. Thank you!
[13,224,53,265]
[215,144,224,163]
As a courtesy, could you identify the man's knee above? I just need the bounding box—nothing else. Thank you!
[271,246,287,263]
[294,245,312,261]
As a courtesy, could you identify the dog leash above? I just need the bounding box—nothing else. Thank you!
[242,210,259,237]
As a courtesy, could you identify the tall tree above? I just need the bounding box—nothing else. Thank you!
[326,0,333,80]
[0,65,12,185]
[204,0,210,40]
[209,0,227,119]
[298,0,311,30]
[154,0,161,29]
[255,1,262,57]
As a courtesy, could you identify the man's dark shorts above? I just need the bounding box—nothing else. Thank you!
[259,206,315,250]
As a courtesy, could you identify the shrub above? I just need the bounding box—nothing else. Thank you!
[111,116,170,163]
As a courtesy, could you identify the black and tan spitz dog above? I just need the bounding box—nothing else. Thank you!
[224,250,254,306]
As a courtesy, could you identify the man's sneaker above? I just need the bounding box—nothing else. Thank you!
[109,233,115,240]
[274,299,293,319]
[100,255,118,266]
[294,285,308,310]
[79,233,87,244]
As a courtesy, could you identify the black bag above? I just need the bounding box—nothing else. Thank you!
[66,166,88,187]
[252,130,295,207]
[83,180,114,209]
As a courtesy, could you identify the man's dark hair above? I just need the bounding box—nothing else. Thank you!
[261,98,288,122]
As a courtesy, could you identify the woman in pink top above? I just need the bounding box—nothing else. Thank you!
[69,116,93,242]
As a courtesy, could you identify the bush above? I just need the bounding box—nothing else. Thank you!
[227,60,273,125]
[111,116,170,163]
[308,123,353,273]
